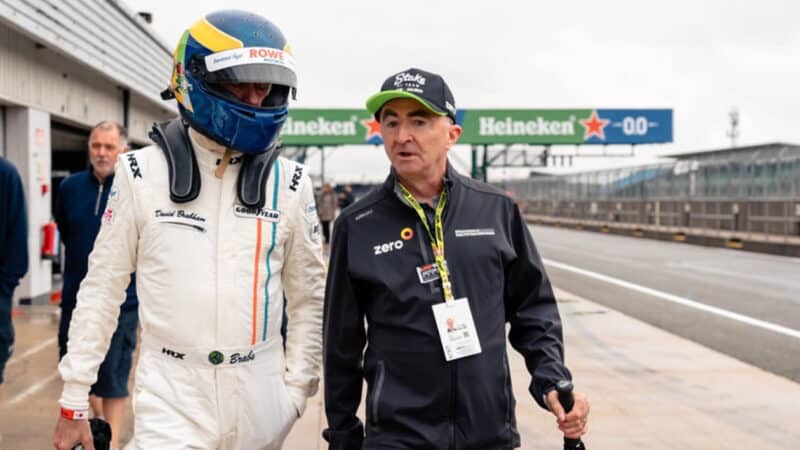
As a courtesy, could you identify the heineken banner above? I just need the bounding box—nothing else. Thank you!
[280,108,673,146]
[281,109,380,146]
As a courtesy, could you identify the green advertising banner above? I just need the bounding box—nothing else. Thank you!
[462,109,582,144]
[281,108,673,145]
[462,109,673,144]
[280,109,378,145]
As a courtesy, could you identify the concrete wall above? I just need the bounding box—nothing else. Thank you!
[5,107,52,302]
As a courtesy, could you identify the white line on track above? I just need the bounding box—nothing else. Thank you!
[544,258,800,340]
[5,371,60,406]
[6,337,57,368]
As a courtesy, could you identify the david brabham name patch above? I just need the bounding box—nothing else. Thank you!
[234,205,281,222]
[154,209,208,232]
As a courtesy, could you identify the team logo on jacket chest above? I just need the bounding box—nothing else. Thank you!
[374,239,404,255]
[289,165,303,192]
[126,152,142,179]
[373,227,414,255]
[162,347,185,360]
[234,205,281,222]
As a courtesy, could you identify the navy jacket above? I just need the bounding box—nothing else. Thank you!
[54,169,137,311]
[0,157,28,383]
[323,165,570,450]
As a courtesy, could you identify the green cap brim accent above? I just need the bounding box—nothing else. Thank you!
[366,90,447,117]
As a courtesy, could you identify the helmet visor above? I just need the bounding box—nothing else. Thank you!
[204,47,297,88]
[205,63,297,88]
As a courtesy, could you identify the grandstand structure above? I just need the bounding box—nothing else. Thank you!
[507,142,800,251]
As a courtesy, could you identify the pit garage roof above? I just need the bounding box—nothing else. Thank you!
[0,0,172,105]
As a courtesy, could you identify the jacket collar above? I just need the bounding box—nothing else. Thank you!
[188,128,242,172]
[382,160,457,197]
[87,167,114,186]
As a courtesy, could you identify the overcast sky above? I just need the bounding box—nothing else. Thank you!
[128,0,800,182]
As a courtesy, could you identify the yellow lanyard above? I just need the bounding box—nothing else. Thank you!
[398,184,454,303]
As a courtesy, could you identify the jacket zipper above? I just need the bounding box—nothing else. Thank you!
[94,180,104,216]
[399,183,458,447]
[370,360,385,427]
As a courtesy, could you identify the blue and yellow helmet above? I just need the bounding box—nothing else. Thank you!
[165,10,297,154]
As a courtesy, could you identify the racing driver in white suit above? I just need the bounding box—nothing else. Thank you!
[53,10,324,450]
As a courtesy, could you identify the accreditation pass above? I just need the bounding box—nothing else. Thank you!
[432,298,482,361]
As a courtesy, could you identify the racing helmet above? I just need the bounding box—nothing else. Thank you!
[164,10,297,154]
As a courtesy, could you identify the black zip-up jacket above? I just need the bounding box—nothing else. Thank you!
[323,165,571,450]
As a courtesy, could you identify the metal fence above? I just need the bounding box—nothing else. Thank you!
[504,145,800,239]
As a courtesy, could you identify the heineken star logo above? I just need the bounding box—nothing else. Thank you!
[580,110,610,141]
[361,117,382,144]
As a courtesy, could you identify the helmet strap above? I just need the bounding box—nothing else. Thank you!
[215,148,235,178]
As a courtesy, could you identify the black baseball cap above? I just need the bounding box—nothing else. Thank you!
[366,68,456,122]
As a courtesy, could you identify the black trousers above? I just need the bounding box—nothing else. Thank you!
[321,220,331,243]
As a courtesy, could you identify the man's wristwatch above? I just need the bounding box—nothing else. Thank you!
[60,407,89,420]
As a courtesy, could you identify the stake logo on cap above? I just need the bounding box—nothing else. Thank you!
[366,67,456,122]
[393,71,427,92]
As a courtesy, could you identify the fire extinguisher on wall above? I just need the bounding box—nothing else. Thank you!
[41,220,59,261]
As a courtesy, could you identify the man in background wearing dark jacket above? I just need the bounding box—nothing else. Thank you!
[323,68,589,449]
[0,156,28,400]
[54,121,138,450]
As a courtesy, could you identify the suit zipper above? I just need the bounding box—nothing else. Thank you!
[94,180,104,215]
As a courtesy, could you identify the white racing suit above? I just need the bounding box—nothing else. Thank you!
[58,129,325,449]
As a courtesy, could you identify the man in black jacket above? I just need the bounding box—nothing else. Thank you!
[323,67,590,450]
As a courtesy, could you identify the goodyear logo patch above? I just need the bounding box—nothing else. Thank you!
[234,205,281,222]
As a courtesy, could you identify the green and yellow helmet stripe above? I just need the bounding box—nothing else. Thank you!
[170,30,192,110]
[189,16,244,52]
[174,30,189,65]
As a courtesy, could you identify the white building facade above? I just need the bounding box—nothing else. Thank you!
[0,0,175,301]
